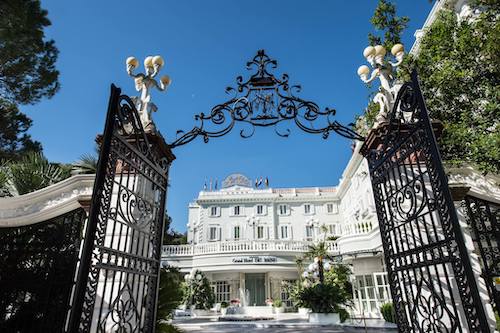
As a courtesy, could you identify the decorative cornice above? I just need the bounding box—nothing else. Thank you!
[0,174,95,227]
[446,166,500,204]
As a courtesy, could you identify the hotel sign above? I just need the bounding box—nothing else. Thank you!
[232,256,277,264]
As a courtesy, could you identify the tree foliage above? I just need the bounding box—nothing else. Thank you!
[163,214,188,245]
[156,266,184,332]
[5,151,69,195]
[72,153,98,175]
[355,0,408,135]
[182,270,215,310]
[0,100,41,161]
[368,0,409,50]
[399,2,500,173]
[0,0,60,105]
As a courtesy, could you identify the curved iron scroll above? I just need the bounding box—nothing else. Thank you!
[169,50,363,148]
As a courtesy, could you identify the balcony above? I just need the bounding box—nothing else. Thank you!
[162,240,339,257]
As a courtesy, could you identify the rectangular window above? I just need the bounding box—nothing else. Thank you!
[209,226,218,241]
[234,206,240,216]
[328,224,338,235]
[304,204,311,214]
[280,225,289,239]
[257,226,264,239]
[257,205,263,215]
[279,205,288,215]
[306,225,313,238]
[212,281,231,303]
[327,203,334,213]
[210,206,218,216]
[234,226,240,239]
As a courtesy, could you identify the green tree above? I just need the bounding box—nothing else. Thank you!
[0,0,60,105]
[0,100,41,161]
[0,0,60,160]
[7,151,68,195]
[163,214,188,245]
[156,266,184,333]
[183,270,215,310]
[399,2,500,173]
[72,153,99,175]
[368,0,409,51]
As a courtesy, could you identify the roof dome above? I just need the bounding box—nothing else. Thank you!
[222,173,252,189]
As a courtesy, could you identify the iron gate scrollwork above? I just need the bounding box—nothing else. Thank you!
[0,209,86,333]
[69,85,172,332]
[362,71,490,332]
[169,50,363,148]
[464,196,500,313]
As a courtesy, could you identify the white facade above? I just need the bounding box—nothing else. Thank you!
[162,142,391,316]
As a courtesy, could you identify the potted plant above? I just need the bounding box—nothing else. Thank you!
[265,298,274,307]
[299,283,347,324]
[298,242,352,324]
[220,301,229,316]
[273,299,285,314]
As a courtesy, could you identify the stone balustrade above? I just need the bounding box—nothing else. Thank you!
[342,220,375,236]
[162,240,339,256]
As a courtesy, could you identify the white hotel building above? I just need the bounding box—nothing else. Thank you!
[162,143,391,317]
[162,0,482,318]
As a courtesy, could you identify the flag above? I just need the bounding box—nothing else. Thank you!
[214,179,218,190]
[265,177,269,187]
[257,177,263,187]
[203,179,207,190]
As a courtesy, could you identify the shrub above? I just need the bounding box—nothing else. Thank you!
[299,283,346,314]
[380,302,396,323]
[272,299,283,308]
[221,301,228,308]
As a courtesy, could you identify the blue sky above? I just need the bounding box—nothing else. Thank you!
[26,1,433,232]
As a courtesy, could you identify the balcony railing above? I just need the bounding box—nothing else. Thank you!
[162,240,339,257]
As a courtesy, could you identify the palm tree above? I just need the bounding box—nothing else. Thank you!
[304,242,335,284]
[8,152,68,195]
[72,153,98,174]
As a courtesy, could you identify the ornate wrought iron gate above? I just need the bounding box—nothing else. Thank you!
[362,71,490,332]
[464,196,500,313]
[0,209,86,332]
[68,85,173,332]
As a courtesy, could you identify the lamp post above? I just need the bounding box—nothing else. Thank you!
[304,256,332,285]
[125,55,172,131]
[357,43,405,128]
[246,214,261,240]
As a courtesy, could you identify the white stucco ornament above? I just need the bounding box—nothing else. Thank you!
[357,44,405,128]
[126,55,171,131]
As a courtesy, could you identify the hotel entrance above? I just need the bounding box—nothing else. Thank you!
[245,273,265,306]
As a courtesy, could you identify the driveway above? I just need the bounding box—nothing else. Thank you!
[179,325,394,333]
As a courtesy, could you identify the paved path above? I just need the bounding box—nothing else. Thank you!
[178,325,395,333]
[173,315,397,333]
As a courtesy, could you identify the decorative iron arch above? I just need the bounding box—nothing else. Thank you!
[169,50,363,148]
